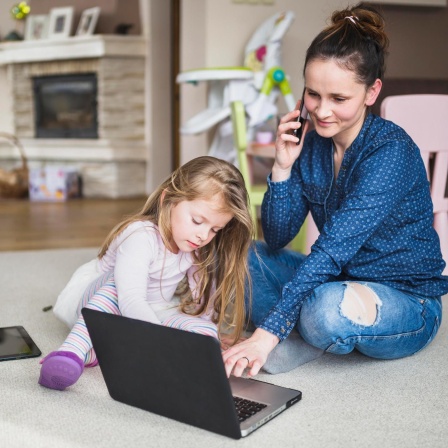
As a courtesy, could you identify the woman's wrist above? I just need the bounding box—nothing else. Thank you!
[271,163,292,183]
[253,327,280,350]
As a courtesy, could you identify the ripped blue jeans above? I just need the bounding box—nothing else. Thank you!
[248,242,442,360]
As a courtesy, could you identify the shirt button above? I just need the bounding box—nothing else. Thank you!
[286,321,291,327]
[281,327,285,334]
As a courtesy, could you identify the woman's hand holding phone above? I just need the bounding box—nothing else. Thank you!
[272,97,309,183]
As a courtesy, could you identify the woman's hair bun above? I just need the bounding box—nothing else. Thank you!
[331,3,389,52]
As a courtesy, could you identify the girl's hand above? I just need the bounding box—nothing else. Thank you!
[222,328,280,378]
[220,335,247,351]
[272,101,310,182]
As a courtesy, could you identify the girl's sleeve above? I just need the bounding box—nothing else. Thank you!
[114,225,161,324]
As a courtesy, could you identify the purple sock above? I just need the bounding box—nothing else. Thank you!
[38,351,84,391]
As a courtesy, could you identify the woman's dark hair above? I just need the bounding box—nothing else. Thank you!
[304,2,389,87]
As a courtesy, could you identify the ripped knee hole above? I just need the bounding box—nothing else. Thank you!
[340,283,382,326]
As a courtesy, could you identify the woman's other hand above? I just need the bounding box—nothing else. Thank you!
[222,328,280,378]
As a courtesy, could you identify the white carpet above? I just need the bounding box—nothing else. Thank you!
[1,248,447,448]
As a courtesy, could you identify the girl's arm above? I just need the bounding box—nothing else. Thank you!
[114,225,161,324]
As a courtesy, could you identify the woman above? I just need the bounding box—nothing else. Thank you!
[223,3,448,377]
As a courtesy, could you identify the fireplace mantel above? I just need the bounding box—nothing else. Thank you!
[0,35,146,66]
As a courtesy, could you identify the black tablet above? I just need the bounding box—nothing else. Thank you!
[0,326,42,361]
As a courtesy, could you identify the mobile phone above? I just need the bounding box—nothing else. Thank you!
[0,326,41,361]
[293,88,309,145]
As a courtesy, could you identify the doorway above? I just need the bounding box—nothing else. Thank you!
[171,0,181,169]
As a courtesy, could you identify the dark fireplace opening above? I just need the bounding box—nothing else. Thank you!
[33,73,98,138]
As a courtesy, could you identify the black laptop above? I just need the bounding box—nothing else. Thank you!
[82,308,302,439]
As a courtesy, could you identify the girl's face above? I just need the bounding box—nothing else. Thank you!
[169,195,233,253]
[304,59,381,149]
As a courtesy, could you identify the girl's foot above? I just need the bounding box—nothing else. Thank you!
[85,359,99,367]
[38,351,84,390]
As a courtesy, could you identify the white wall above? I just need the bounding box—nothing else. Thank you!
[179,0,208,165]
[140,0,173,192]
[0,5,21,40]
[179,0,357,162]
[0,0,27,135]
[204,0,353,92]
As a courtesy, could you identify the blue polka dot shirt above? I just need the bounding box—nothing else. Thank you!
[260,113,448,341]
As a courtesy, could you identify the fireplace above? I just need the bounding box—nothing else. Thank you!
[33,73,98,139]
[0,36,151,198]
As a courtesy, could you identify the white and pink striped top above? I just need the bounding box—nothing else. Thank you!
[99,221,213,323]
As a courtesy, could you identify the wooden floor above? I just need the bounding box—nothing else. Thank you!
[1,197,146,251]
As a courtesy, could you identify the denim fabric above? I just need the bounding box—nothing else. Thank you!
[300,281,442,359]
[259,113,448,341]
[249,241,442,359]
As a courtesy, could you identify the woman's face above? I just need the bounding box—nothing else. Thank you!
[304,59,381,149]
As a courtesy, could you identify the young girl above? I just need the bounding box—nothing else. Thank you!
[224,3,448,378]
[39,156,253,390]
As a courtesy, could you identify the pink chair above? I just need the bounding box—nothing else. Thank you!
[381,94,448,275]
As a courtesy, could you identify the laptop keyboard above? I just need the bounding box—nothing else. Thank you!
[233,396,267,422]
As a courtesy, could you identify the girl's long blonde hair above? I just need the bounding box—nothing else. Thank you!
[98,156,254,343]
